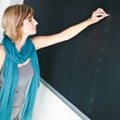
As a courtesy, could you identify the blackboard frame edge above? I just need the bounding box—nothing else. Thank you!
[41,78,91,120]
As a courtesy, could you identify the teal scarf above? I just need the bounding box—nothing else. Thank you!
[0,35,40,120]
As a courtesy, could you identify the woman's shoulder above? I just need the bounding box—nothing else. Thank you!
[0,44,6,71]
[0,44,6,57]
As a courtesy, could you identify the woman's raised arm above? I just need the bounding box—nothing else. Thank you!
[32,8,109,50]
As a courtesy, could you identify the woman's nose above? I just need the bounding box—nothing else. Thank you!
[33,18,38,25]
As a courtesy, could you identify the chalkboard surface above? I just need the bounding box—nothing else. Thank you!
[24,0,120,120]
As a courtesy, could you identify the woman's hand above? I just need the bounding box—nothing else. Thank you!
[88,8,109,24]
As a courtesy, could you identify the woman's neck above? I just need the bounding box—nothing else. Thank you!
[15,35,28,52]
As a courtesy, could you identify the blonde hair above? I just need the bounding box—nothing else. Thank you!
[2,4,34,42]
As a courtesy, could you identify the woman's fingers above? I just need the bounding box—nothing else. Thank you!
[89,8,109,24]
[94,8,109,17]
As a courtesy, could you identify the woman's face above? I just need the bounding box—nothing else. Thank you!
[21,15,38,37]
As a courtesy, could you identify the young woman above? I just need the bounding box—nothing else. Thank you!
[0,4,109,120]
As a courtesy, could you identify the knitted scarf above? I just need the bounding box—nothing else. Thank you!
[0,35,40,120]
